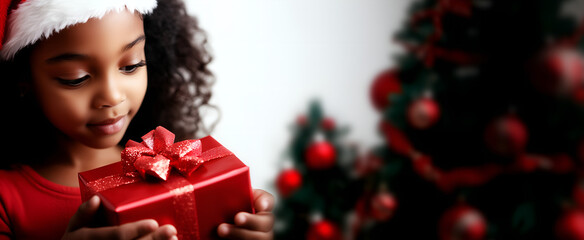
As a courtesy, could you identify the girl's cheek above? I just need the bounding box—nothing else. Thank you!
[132,71,148,107]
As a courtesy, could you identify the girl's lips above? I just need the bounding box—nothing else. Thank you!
[87,115,126,135]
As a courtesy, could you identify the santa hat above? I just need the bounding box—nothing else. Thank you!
[0,0,157,60]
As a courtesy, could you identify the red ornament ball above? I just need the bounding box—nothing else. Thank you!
[354,191,398,222]
[556,209,584,240]
[306,220,343,240]
[370,69,402,111]
[276,169,303,198]
[531,47,584,96]
[407,97,441,129]
[484,115,528,157]
[321,117,336,131]
[354,152,384,177]
[297,115,308,126]
[438,204,487,240]
[370,191,398,221]
[305,141,336,170]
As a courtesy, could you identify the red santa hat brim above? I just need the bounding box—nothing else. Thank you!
[0,0,157,60]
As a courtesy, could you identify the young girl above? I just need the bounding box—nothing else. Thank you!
[0,0,274,239]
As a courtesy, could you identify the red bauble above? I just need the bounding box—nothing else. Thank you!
[531,47,584,96]
[407,97,441,129]
[305,141,336,170]
[354,152,384,177]
[297,115,308,126]
[321,117,336,131]
[438,204,487,240]
[355,191,398,222]
[556,209,584,240]
[484,115,528,157]
[306,220,343,240]
[276,169,303,198]
[370,69,402,111]
[370,191,398,221]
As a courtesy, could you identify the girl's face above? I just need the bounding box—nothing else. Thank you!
[29,10,148,149]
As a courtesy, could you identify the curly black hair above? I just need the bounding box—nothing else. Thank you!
[0,0,215,167]
[125,0,215,142]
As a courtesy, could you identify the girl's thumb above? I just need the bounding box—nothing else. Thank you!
[65,195,101,232]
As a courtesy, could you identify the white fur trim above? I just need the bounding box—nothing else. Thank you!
[0,0,157,60]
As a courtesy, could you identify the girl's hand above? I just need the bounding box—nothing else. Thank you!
[217,189,275,240]
[62,196,178,240]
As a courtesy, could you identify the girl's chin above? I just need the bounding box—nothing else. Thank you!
[81,130,127,149]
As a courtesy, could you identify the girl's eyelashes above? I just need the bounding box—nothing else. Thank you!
[120,60,146,74]
[56,75,90,87]
[55,60,146,87]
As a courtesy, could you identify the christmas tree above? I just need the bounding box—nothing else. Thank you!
[362,0,584,239]
[273,101,361,240]
[274,0,584,239]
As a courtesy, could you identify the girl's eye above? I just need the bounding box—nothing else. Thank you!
[57,75,90,87]
[120,60,146,74]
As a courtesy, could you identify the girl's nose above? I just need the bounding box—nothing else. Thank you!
[93,73,126,109]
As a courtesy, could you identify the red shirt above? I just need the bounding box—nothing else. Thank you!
[0,165,81,240]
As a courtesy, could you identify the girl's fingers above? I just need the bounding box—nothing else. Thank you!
[217,223,273,240]
[252,189,275,212]
[233,211,274,232]
[66,195,101,231]
[113,219,161,239]
[65,220,177,240]
[70,219,158,240]
[136,224,178,240]
[64,195,177,240]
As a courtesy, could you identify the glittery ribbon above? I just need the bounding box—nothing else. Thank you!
[82,173,141,201]
[122,126,212,181]
[162,176,199,239]
[83,126,234,238]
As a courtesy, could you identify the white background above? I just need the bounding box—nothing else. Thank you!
[185,0,410,193]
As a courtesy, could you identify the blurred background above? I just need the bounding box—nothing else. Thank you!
[185,0,407,194]
[188,0,584,239]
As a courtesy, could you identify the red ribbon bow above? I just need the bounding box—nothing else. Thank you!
[121,126,205,180]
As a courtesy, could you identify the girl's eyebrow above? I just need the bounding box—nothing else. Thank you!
[46,53,89,63]
[122,35,146,52]
[46,35,146,64]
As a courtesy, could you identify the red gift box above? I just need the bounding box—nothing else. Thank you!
[78,127,254,239]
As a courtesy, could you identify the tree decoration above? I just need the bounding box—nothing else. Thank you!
[321,117,336,131]
[306,219,343,240]
[370,69,402,111]
[354,152,384,177]
[274,101,357,239]
[406,95,441,130]
[276,168,303,198]
[484,114,528,157]
[556,209,584,240]
[531,47,584,96]
[305,139,337,170]
[370,190,398,222]
[438,204,487,240]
